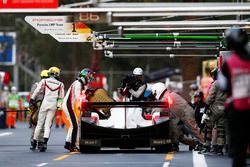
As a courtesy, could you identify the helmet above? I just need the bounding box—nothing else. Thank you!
[210,68,218,80]
[3,86,8,91]
[151,82,167,100]
[194,90,204,99]
[48,67,60,78]
[11,86,17,93]
[79,68,95,82]
[40,70,49,79]
[225,27,248,50]
[133,67,143,76]
[190,84,198,91]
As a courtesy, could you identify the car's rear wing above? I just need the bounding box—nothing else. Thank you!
[83,101,170,108]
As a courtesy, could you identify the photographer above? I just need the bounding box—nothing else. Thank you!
[119,67,147,101]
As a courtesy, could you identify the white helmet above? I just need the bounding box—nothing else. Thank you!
[11,86,17,93]
[151,82,167,100]
[3,86,8,91]
[133,67,143,75]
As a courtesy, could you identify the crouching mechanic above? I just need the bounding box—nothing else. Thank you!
[151,83,205,150]
[63,68,95,152]
[29,70,49,149]
[30,67,64,152]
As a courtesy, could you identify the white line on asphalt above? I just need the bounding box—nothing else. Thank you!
[193,151,207,167]
[0,132,13,137]
[36,163,48,167]
[163,162,170,167]
[71,162,162,165]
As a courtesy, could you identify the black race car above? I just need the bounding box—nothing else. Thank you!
[80,101,172,153]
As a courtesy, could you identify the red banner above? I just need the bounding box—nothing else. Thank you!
[0,0,58,8]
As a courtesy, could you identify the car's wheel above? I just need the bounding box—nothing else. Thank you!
[155,145,172,153]
[80,145,100,153]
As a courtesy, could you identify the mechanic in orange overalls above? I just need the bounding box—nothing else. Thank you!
[6,86,19,129]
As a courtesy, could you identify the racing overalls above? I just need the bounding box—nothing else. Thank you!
[204,80,226,151]
[62,79,86,149]
[154,90,205,145]
[6,93,19,128]
[32,77,64,144]
[220,53,250,167]
[29,82,45,144]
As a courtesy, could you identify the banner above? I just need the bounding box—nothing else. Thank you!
[0,0,58,8]
[25,16,93,42]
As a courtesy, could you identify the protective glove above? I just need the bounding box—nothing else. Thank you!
[80,98,90,112]
[118,87,128,96]
[57,99,63,111]
[27,108,32,114]
[57,106,62,111]
[201,113,210,124]
[29,99,37,109]
[85,88,95,100]
[117,88,123,94]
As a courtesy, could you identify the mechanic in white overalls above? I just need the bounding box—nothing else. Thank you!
[30,67,64,152]
[29,69,49,150]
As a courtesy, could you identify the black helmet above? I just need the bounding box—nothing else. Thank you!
[210,68,218,80]
[190,84,198,91]
[194,90,204,99]
[225,27,248,50]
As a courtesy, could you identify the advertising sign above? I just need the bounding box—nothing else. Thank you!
[0,0,58,8]
[25,16,93,42]
[0,32,16,65]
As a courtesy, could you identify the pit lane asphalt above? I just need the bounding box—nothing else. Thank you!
[0,122,246,167]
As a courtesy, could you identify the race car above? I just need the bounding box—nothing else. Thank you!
[79,89,172,153]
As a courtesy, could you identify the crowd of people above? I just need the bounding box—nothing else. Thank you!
[0,85,29,129]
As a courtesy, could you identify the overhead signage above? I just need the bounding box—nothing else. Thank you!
[25,16,93,42]
[25,16,73,34]
[0,0,58,8]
